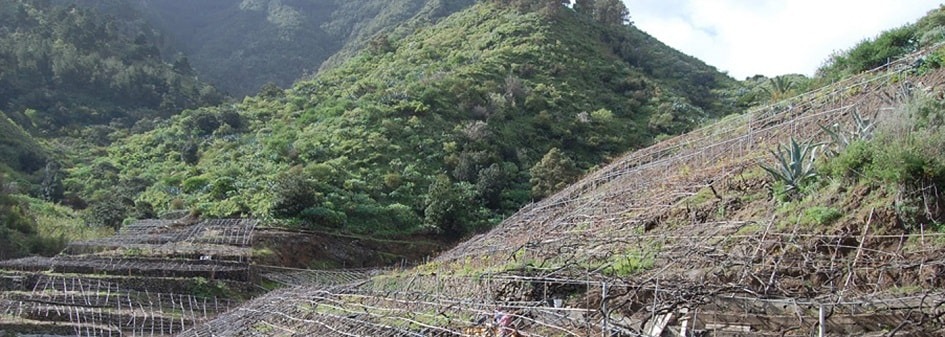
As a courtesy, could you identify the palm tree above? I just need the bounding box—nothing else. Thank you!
[761,76,795,102]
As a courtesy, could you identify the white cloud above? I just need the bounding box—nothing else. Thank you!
[626,0,941,79]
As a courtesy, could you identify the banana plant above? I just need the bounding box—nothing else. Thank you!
[760,137,821,194]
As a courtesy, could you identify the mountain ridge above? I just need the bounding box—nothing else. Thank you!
[119,0,477,96]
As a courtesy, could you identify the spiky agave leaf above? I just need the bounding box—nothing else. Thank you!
[820,109,874,157]
[759,137,821,194]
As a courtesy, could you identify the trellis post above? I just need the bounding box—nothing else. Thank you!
[818,304,825,337]
[601,281,608,337]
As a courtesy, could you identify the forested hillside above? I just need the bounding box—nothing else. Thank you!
[0,112,45,181]
[0,0,224,260]
[124,0,477,96]
[75,1,736,239]
[0,0,222,133]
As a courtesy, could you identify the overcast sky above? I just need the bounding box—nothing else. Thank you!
[625,0,942,79]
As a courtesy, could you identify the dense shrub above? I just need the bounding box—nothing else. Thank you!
[1,174,68,259]
[271,172,319,219]
[822,94,945,226]
[821,140,873,180]
[529,148,580,199]
[83,194,132,231]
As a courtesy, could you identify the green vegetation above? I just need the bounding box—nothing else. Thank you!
[0,111,46,182]
[802,206,842,226]
[0,174,90,260]
[760,76,798,102]
[190,277,233,299]
[72,2,734,238]
[823,95,945,187]
[761,91,945,232]
[603,250,655,277]
[0,0,228,225]
[734,74,812,107]
[820,110,875,157]
[730,6,945,109]
[817,5,945,81]
[529,147,580,199]
[0,174,45,259]
[820,94,945,228]
[0,0,222,133]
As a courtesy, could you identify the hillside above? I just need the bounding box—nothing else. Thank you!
[0,0,231,262]
[0,0,222,133]
[75,1,735,239]
[0,112,45,181]
[178,40,945,337]
[123,0,476,96]
[4,3,945,336]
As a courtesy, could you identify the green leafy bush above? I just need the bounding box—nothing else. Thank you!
[802,206,842,226]
[819,25,918,80]
[529,148,580,199]
[821,140,873,180]
[82,195,131,231]
[271,172,318,219]
[181,176,211,194]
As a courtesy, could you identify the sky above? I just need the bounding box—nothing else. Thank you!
[625,0,942,79]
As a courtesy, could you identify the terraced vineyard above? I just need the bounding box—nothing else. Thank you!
[0,219,258,336]
[4,31,945,337]
[176,46,945,336]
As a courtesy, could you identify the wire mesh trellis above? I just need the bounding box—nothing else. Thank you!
[0,274,238,337]
[0,219,258,336]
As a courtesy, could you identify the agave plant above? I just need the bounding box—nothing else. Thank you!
[819,109,874,156]
[760,137,821,194]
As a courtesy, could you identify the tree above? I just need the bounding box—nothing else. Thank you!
[134,201,156,219]
[271,171,319,219]
[180,140,200,165]
[424,175,476,239]
[761,76,795,101]
[190,111,220,136]
[172,53,194,75]
[529,148,580,199]
[573,0,597,15]
[40,161,64,202]
[368,34,394,54]
[258,82,285,99]
[594,0,630,26]
[83,193,131,231]
[476,163,512,209]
